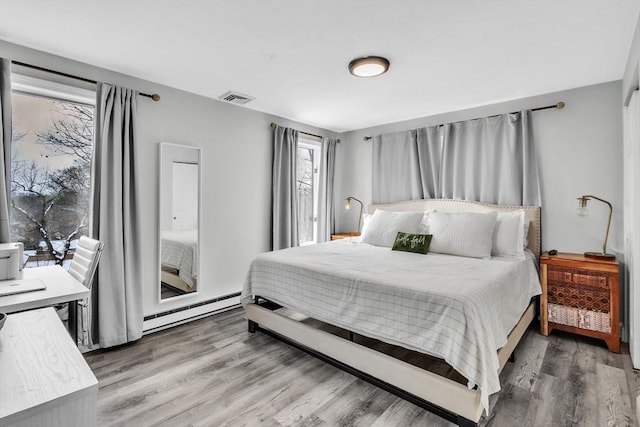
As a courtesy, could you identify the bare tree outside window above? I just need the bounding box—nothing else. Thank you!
[11,93,93,266]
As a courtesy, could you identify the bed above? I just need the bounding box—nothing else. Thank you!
[242,199,541,426]
[160,229,198,293]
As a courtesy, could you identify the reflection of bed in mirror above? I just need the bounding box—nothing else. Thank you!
[161,229,198,295]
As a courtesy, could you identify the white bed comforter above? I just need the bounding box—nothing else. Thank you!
[161,229,198,287]
[241,239,541,412]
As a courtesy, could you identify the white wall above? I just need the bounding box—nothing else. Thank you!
[0,41,338,323]
[623,13,640,367]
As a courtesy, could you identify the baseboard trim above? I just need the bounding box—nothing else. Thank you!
[143,293,241,333]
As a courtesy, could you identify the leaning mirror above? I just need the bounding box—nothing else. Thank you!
[159,143,200,301]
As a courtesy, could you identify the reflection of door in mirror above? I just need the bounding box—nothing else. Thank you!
[159,143,200,301]
[172,162,198,230]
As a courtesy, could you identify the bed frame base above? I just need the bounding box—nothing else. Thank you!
[251,321,477,427]
[246,300,536,427]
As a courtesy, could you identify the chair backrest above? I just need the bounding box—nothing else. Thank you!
[68,236,104,289]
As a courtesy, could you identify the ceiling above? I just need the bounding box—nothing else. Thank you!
[1,1,639,133]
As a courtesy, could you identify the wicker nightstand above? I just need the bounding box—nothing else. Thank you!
[540,252,620,353]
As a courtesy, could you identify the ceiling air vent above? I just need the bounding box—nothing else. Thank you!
[218,91,255,105]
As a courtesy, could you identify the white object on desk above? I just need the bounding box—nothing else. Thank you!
[0,242,23,280]
[0,308,98,427]
[0,278,46,297]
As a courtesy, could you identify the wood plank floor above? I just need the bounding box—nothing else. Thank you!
[84,308,640,426]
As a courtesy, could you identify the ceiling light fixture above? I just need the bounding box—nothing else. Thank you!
[348,56,390,77]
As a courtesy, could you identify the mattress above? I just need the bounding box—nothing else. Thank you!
[241,238,541,411]
[161,229,198,288]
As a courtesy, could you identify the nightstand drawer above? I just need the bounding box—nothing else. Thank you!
[547,266,610,289]
[547,283,610,312]
[548,303,611,333]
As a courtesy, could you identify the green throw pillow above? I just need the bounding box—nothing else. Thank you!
[392,232,432,254]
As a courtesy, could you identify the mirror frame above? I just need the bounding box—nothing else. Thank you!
[158,142,202,304]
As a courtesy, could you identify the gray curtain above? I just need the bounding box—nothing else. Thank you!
[417,126,444,200]
[372,126,442,204]
[440,111,540,206]
[90,82,142,348]
[317,137,337,242]
[371,111,540,206]
[272,125,299,250]
[0,59,12,243]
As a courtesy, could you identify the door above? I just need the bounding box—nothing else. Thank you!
[171,162,198,231]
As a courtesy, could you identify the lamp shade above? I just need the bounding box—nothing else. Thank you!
[576,196,589,217]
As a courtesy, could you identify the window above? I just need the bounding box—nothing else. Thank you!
[297,138,320,245]
[10,74,95,268]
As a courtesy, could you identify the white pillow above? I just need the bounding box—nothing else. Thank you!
[419,210,436,233]
[360,210,426,247]
[492,210,526,258]
[360,213,372,237]
[428,211,498,259]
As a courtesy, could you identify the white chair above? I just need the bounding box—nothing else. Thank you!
[68,235,104,346]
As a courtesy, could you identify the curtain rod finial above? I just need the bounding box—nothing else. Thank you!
[556,101,565,109]
[151,94,160,102]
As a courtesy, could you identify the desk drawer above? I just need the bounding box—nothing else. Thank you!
[547,266,610,289]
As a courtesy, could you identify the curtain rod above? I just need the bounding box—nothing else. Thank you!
[362,101,565,141]
[270,122,341,143]
[11,60,161,101]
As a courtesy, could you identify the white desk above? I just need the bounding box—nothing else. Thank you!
[0,266,89,343]
[0,308,98,427]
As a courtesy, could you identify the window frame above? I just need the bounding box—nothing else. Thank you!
[10,73,96,268]
[297,137,321,246]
